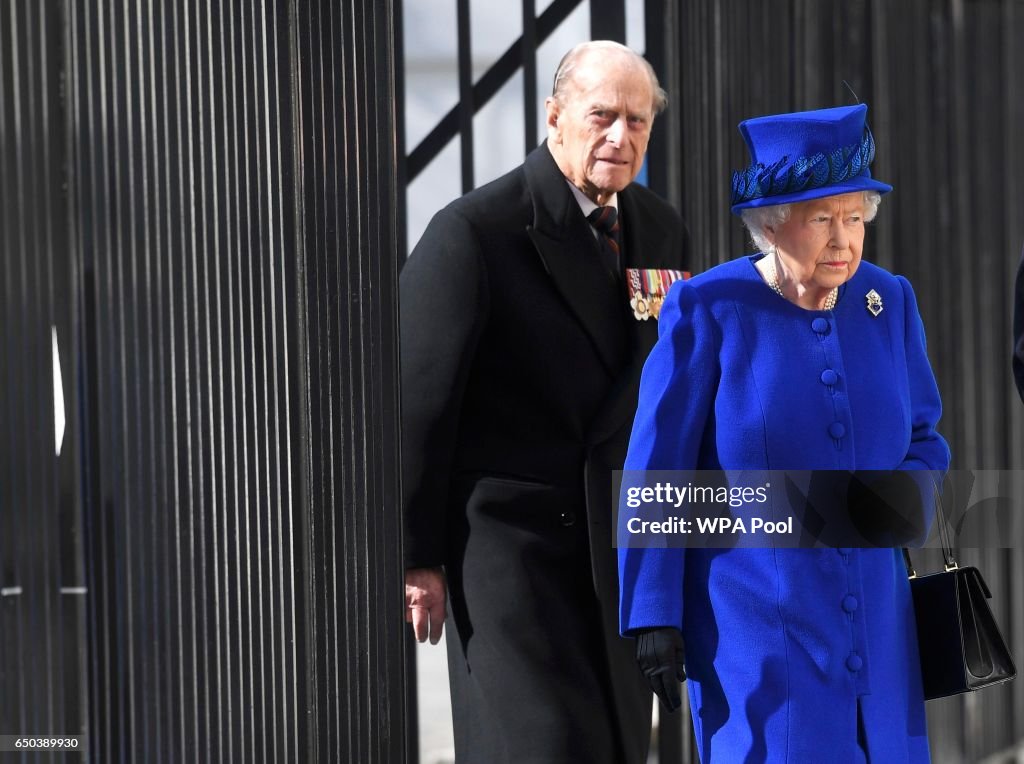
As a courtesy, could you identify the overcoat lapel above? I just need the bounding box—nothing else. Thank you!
[585,185,679,446]
[524,145,627,375]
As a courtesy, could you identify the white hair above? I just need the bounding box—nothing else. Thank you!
[740,191,882,253]
[551,41,668,115]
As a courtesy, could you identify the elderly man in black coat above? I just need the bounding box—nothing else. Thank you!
[401,40,688,763]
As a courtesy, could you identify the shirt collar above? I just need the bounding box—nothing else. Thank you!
[565,180,618,218]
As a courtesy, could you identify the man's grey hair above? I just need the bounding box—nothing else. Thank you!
[551,40,668,115]
[740,191,882,253]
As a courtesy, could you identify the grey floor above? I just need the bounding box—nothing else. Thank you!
[416,640,456,764]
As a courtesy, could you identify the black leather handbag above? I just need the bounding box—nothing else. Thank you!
[902,486,1016,700]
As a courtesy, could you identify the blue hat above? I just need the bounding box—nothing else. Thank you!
[730,104,892,214]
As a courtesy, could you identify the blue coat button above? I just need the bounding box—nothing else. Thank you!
[828,422,846,439]
[811,317,830,334]
[846,653,863,672]
[559,511,576,527]
[842,595,859,613]
[820,369,839,386]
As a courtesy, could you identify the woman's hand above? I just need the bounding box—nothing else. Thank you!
[635,626,686,711]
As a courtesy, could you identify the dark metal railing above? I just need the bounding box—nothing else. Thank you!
[2,1,407,761]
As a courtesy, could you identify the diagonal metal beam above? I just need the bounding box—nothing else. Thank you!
[406,0,582,181]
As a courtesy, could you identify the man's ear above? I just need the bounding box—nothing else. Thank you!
[544,97,561,140]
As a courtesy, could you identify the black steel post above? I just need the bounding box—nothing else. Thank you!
[294,0,407,760]
[590,0,626,43]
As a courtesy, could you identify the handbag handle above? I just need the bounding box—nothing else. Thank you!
[902,472,957,578]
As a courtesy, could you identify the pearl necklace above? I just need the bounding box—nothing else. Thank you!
[766,256,838,311]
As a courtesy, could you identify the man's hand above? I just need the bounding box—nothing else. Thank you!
[635,627,686,712]
[405,567,447,644]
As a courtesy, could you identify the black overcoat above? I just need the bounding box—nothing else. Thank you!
[400,143,688,763]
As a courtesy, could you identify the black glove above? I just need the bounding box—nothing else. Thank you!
[635,627,686,712]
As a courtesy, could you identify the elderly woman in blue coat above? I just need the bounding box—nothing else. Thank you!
[619,104,950,763]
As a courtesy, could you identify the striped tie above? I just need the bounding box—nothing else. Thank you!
[587,205,621,280]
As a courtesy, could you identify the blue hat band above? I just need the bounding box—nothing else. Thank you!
[731,128,876,207]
